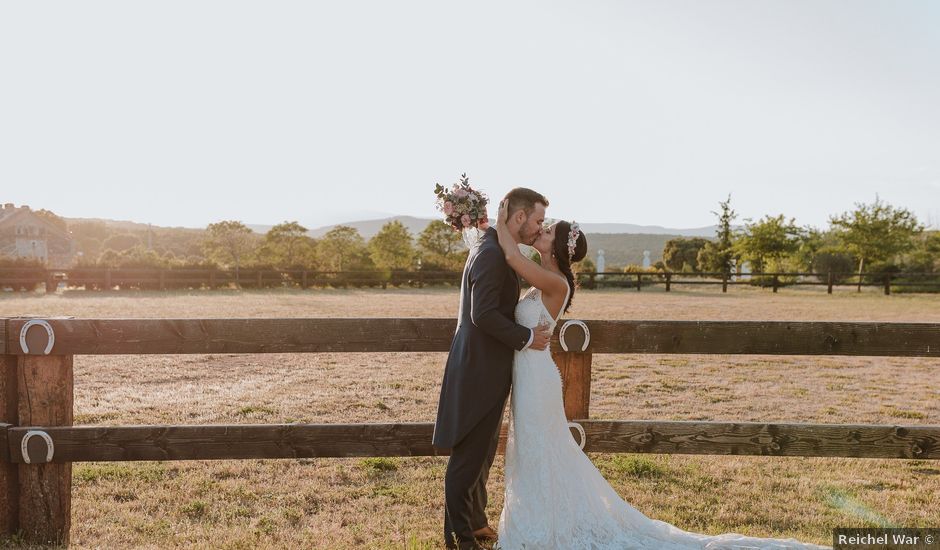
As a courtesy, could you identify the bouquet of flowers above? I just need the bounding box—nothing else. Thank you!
[434,173,490,232]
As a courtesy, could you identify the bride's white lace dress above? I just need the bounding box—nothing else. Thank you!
[496,284,831,550]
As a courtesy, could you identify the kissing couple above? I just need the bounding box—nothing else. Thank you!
[431,187,831,549]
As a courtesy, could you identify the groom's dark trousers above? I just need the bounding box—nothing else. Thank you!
[442,396,506,547]
[432,227,532,549]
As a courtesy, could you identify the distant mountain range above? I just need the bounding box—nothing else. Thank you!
[63,214,729,239]
[267,216,734,267]
[248,216,729,240]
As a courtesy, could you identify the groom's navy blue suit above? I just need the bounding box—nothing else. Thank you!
[433,227,532,548]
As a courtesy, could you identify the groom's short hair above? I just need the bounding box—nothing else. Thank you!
[504,188,549,218]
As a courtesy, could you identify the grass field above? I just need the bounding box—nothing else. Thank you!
[1,285,938,549]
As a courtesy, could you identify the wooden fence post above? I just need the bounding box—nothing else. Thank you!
[635,273,641,292]
[772,274,779,293]
[0,322,19,537]
[301,270,308,289]
[884,274,891,296]
[15,320,73,545]
[827,271,833,294]
[44,272,56,294]
[722,274,728,293]
[553,351,592,420]
[665,272,671,292]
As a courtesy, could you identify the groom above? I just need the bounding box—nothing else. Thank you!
[432,187,552,549]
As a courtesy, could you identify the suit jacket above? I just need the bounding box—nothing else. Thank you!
[432,227,532,449]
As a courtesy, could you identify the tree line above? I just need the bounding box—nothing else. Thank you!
[61,218,468,278]
[8,197,939,290]
[658,195,939,284]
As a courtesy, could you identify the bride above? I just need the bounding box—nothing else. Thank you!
[491,199,831,550]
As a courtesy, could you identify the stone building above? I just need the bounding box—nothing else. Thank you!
[0,203,75,268]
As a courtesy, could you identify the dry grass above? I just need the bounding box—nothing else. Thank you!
[1,285,939,549]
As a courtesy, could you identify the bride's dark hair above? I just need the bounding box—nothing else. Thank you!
[552,220,588,315]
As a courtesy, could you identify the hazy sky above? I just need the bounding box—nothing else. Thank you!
[2,1,938,230]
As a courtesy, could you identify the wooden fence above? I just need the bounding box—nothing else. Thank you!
[580,271,940,294]
[0,268,463,292]
[0,317,938,544]
[2,267,939,294]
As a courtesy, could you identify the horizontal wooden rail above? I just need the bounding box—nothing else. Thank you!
[6,421,938,463]
[4,318,939,357]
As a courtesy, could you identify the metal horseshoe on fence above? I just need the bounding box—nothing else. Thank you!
[568,421,586,450]
[19,319,56,355]
[21,430,55,464]
[559,320,590,352]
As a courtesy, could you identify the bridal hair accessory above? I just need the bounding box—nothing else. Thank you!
[433,173,490,232]
[567,221,581,260]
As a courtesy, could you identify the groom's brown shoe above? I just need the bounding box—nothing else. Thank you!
[472,525,498,543]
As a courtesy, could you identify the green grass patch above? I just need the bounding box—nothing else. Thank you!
[180,500,209,520]
[881,405,927,419]
[73,411,121,424]
[236,405,277,416]
[359,457,399,473]
[609,455,669,478]
[74,463,167,484]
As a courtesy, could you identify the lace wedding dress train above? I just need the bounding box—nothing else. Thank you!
[496,285,831,550]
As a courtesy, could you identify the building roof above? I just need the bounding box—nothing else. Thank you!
[0,206,71,239]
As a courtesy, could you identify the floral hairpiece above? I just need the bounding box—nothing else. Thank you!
[567,221,581,260]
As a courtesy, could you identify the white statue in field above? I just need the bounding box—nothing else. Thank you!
[642,249,651,269]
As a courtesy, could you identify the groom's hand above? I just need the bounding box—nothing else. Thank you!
[530,322,552,350]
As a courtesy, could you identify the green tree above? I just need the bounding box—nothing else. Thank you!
[829,196,924,290]
[368,221,416,270]
[317,225,370,271]
[202,221,258,280]
[790,228,856,279]
[70,221,113,260]
[901,230,940,272]
[662,237,709,272]
[101,233,142,253]
[417,221,466,271]
[97,245,170,269]
[696,194,737,274]
[575,257,596,274]
[260,221,317,268]
[732,214,805,273]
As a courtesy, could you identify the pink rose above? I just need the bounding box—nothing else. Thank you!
[443,201,454,215]
[461,214,471,227]
[455,188,469,199]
